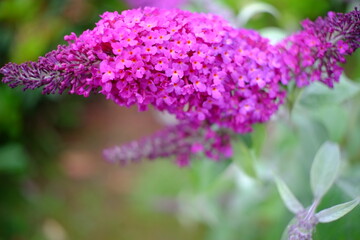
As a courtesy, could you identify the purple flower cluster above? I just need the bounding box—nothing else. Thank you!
[1,45,99,96]
[104,122,232,167]
[65,8,285,134]
[277,8,360,88]
[1,7,359,166]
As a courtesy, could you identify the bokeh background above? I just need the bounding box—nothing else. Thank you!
[0,0,359,240]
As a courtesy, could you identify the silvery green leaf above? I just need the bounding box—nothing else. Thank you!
[310,106,348,142]
[292,110,329,162]
[310,141,341,200]
[251,124,267,157]
[232,139,257,178]
[236,2,279,26]
[275,177,304,214]
[299,75,360,109]
[316,198,360,223]
[259,27,287,44]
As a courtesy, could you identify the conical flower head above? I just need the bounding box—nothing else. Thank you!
[277,8,360,87]
[1,7,286,134]
[1,7,359,165]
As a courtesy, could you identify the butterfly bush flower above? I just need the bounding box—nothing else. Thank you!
[3,8,285,133]
[1,7,359,166]
[103,122,232,166]
[277,9,360,87]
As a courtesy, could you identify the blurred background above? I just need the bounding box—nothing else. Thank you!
[0,0,359,239]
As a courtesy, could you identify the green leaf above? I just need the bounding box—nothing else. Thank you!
[292,110,329,161]
[259,27,287,44]
[251,124,267,156]
[316,198,360,223]
[310,141,341,200]
[299,75,360,109]
[189,158,231,192]
[232,139,257,178]
[275,177,304,214]
[236,2,279,26]
[311,106,348,142]
[0,87,23,137]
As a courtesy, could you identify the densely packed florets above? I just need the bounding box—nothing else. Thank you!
[1,7,287,134]
[277,8,360,88]
[67,8,286,134]
[1,7,359,165]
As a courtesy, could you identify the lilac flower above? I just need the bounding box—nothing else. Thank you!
[103,122,232,167]
[0,44,99,97]
[8,7,283,135]
[277,8,360,88]
[288,208,319,240]
[1,7,359,166]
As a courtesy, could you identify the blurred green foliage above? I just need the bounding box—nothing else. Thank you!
[0,0,125,239]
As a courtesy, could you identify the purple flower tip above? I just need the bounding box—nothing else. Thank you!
[277,8,360,88]
[0,45,99,96]
[102,123,232,166]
